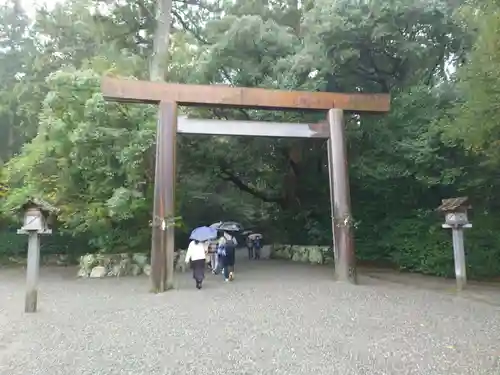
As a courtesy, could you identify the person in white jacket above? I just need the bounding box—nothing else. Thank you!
[185,240,208,289]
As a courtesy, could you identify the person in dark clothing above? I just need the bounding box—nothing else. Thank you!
[222,246,235,281]
[253,237,262,260]
[219,232,237,281]
[246,236,254,260]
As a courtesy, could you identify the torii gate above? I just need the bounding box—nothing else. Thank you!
[101,77,390,292]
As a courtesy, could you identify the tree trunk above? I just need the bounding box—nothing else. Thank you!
[150,0,173,82]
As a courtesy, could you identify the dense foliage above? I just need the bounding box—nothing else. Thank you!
[1,0,500,278]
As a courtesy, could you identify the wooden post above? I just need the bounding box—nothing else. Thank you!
[451,227,467,290]
[25,231,40,313]
[326,139,338,264]
[151,113,164,292]
[162,101,177,290]
[327,109,357,284]
[151,101,177,292]
[438,197,472,292]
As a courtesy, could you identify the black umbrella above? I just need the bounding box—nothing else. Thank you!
[209,221,244,232]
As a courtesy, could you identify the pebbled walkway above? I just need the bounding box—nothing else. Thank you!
[1,254,499,375]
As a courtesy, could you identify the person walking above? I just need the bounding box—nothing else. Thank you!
[218,231,237,282]
[246,236,254,260]
[216,235,226,277]
[185,239,207,289]
[210,240,221,275]
[253,236,262,260]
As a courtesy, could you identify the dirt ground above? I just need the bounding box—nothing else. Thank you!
[1,258,499,375]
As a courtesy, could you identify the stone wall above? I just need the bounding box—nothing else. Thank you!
[77,250,189,278]
[76,244,334,278]
[270,244,335,265]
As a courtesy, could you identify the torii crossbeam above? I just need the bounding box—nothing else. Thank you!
[101,77,391,292]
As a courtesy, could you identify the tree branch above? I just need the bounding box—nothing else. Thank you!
[218,68,252,120]
[211,108,229,120]
[218,167,285,207]
[174,0,220,11]
[355,65,390,92]
[171,8,209,44]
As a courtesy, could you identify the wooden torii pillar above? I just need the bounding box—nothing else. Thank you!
[101,77,390,291]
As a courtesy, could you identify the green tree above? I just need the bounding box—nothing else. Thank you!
[442,0,500,204]
[4,0,500,279]
[0,0,37,162]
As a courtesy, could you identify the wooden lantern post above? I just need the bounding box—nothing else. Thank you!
[438,197,472,291]
[16,198,58,313]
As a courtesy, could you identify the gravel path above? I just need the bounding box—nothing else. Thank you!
[1,254,499,375]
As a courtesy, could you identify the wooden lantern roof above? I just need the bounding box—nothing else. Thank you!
[437,197,471,213]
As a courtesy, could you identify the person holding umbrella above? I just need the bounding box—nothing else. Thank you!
[186,226,217,289]
[210,221,243,276]
[248,233,263,260]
